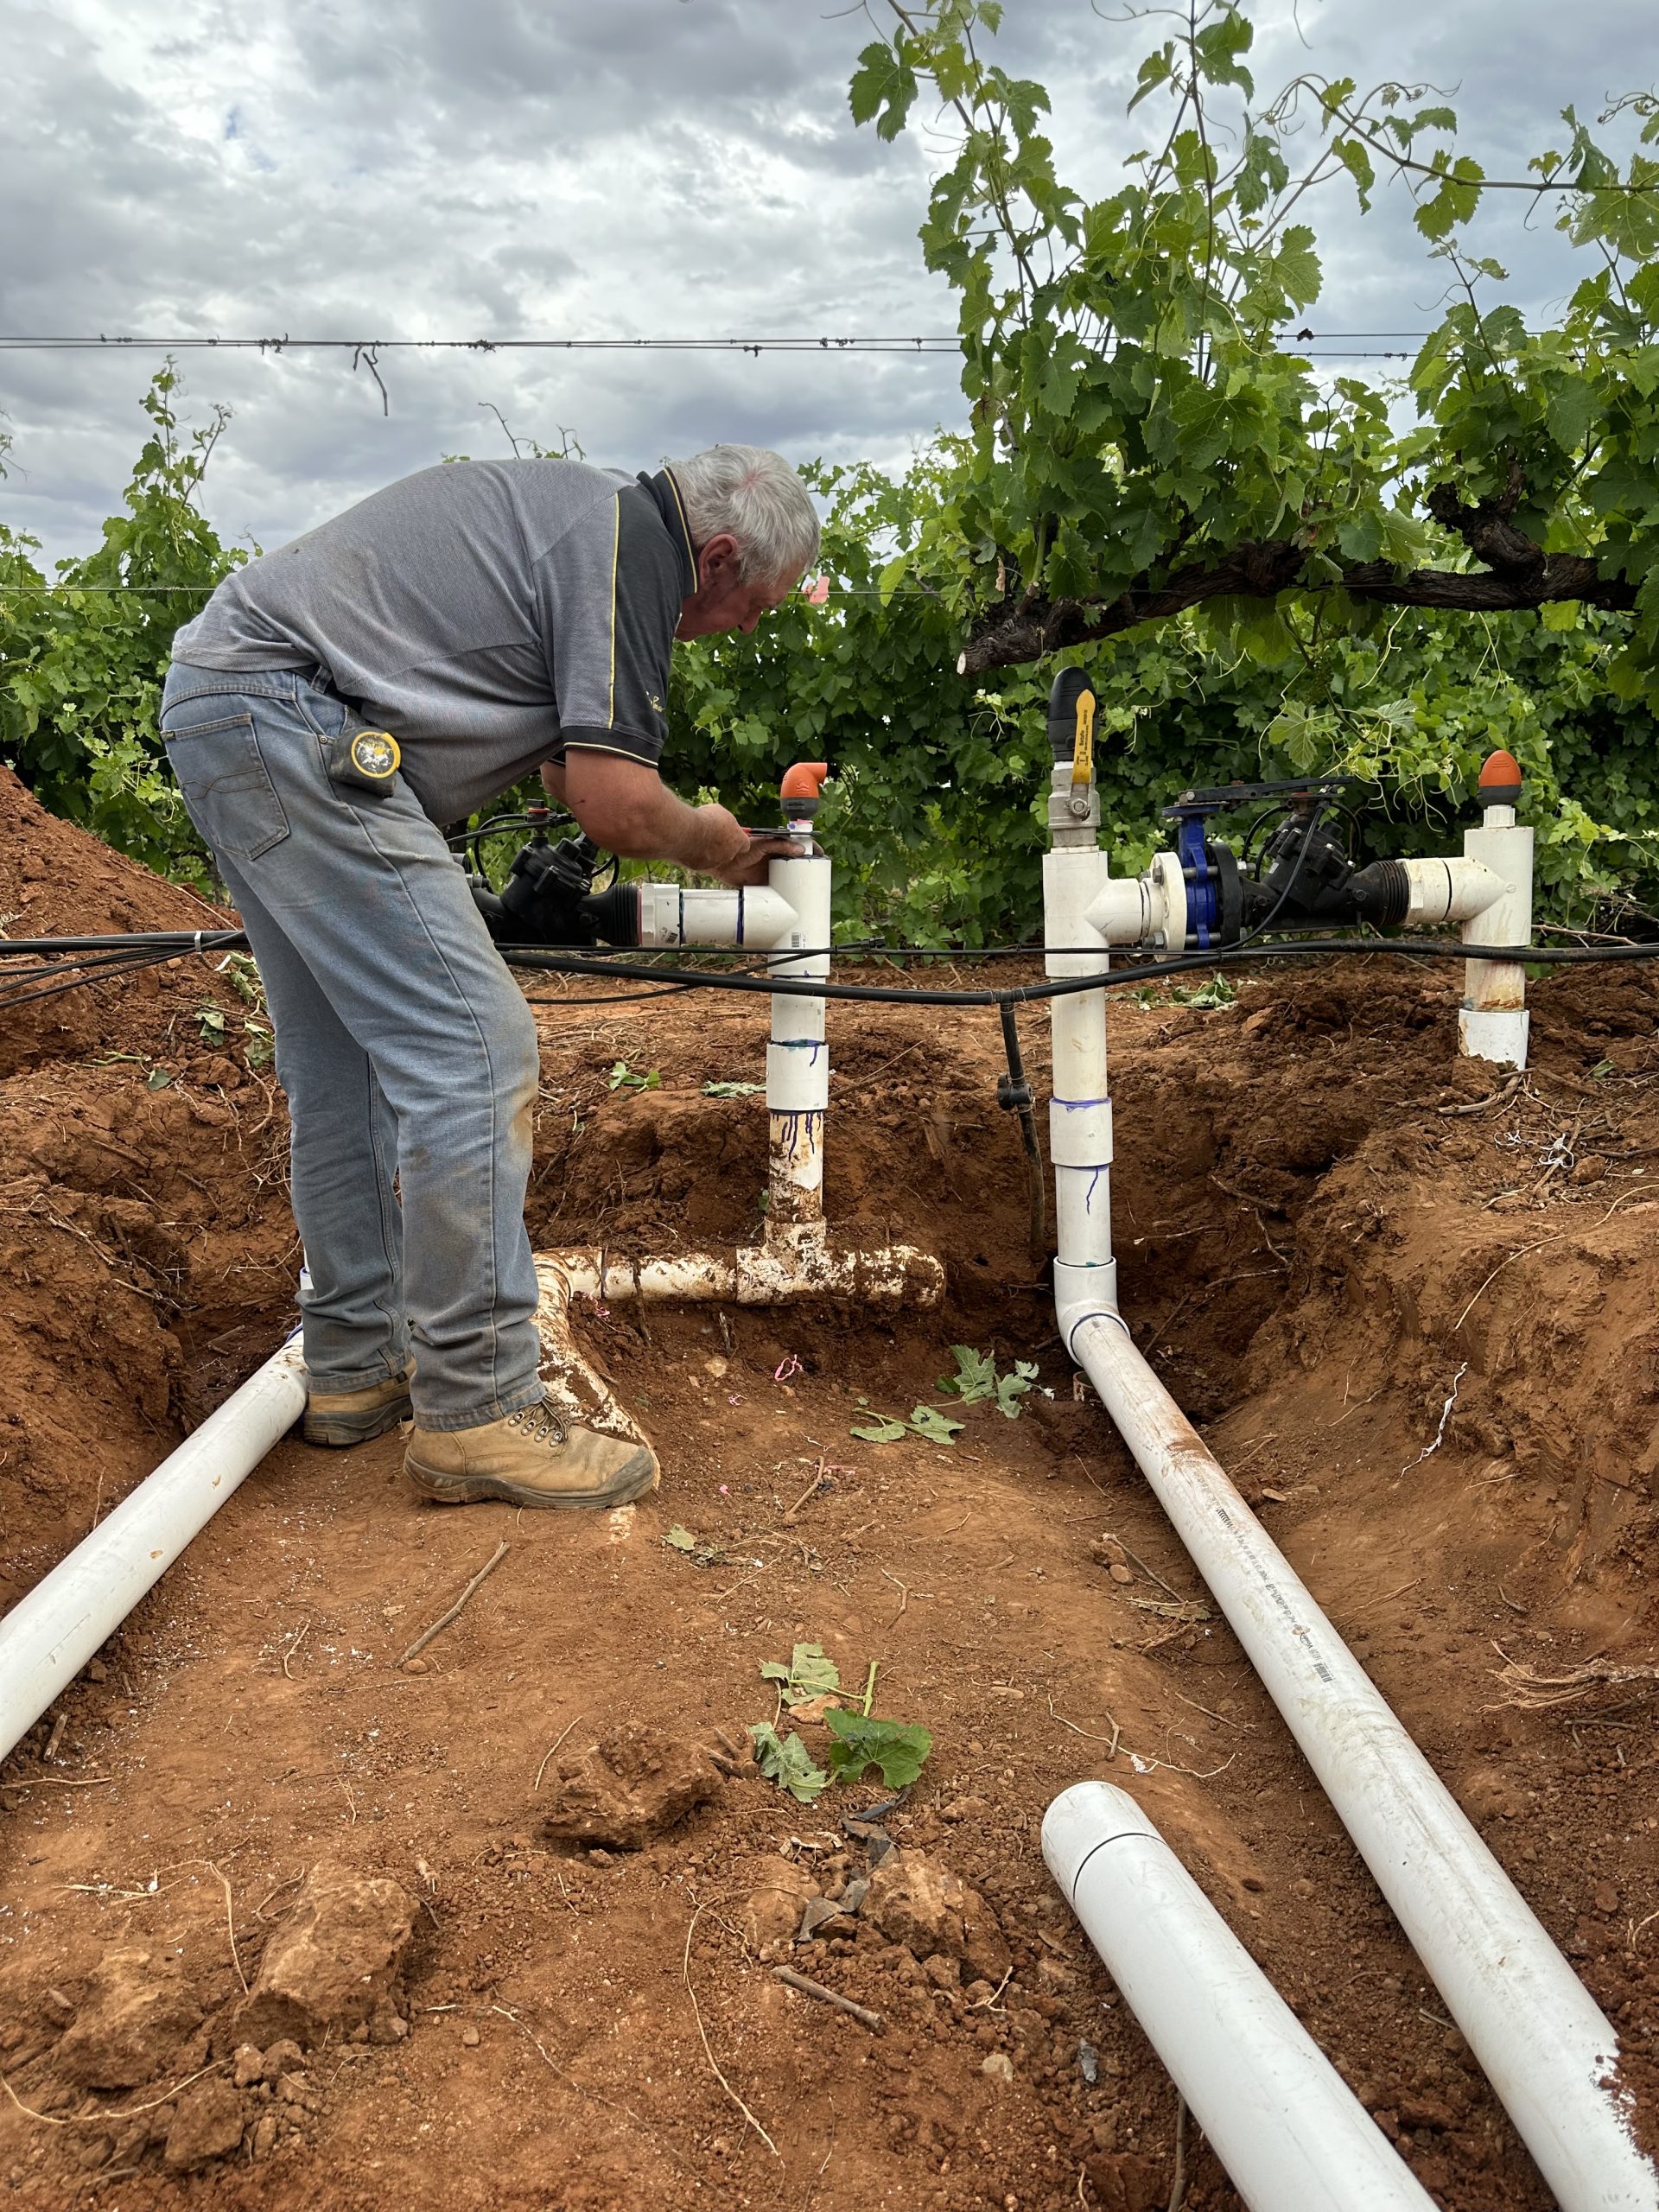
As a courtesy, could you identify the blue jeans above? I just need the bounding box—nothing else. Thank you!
[160,664,545,1432]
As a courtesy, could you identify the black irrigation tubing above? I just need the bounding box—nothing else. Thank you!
[9,928,1659,1019]
[498,933,1659,1008]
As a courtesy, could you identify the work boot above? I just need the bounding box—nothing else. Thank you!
[404,1400,658,1510]
[302,1361,415,1447]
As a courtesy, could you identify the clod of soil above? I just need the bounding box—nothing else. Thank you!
[162,2075,246,2171]
[864,1850,1012,1984]
[739,1856,825,1949]
[54,1948,203,2091]
[232,1861,416,2049]
[537,1722,724,1850]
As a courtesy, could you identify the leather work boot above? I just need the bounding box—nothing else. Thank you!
[303,1361,415,1448]
[404,1401,659,1510]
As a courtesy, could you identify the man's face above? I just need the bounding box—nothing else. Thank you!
[677,533,801,640]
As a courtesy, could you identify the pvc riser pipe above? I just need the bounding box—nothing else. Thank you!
[1048,1096,1112,1166]
[766,1042,829,1112]
[1054,1167,1112,1268]
[1045,1785,1436,2212]
[1062,1308,1656,2212]
[0,1338,308,1764]
[1461,813,1534,1068]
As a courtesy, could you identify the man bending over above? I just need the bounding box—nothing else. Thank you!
[163,445,817,1511]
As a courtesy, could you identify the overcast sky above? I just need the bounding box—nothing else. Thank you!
[3,0,1655,570]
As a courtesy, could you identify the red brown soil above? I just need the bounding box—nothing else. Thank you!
[3,779,1659,2209]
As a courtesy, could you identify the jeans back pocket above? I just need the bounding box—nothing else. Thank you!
[162,714,290,861]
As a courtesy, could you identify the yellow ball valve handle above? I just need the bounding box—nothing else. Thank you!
[1070,690,1096,792]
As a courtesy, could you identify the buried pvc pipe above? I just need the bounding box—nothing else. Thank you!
[537,1239,944,1309]
[1044,1783,1436,2212]
[0,1333,307,1767]
[1060,1303,1657,2212]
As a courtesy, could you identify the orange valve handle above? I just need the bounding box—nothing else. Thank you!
[1478,749,1523,808]
[780,761,829,803]
[779,761,830,823]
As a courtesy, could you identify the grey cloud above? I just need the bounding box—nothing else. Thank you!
[3,0,1656,573]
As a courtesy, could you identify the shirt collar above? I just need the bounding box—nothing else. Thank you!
[638,467,698,597]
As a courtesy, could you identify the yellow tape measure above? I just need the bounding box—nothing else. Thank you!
[350,729,400,783]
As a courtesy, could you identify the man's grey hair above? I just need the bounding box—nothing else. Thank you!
[669,445,820,583]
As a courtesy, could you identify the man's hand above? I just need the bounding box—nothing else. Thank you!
[560,753,793,881]
[709,833,801,887]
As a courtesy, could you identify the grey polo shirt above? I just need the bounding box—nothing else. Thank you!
[171,457,697,823]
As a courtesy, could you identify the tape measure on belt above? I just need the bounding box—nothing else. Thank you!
[349,730,400,784]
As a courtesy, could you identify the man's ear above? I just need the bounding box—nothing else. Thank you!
[696,531,742,588]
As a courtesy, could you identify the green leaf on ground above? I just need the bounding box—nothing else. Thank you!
[146,1067,175,1090]
[607,1061,661,1092]
[850,1416,910,1443]
[996,1361,1040,1419]
[749,1722,830,1803]
[760,1642,842,1700]
[907,1406,964,1446]
[664,1525,698,1552]
[939,1344,997,1402]
[823,1708,933,1789]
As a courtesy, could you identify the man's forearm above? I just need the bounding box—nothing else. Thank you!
[556,749,745,871]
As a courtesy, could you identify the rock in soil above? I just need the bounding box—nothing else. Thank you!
[54,1948,204,2091]
[537,1722,722,1850]
[163,2077,246,2171]
[232,1860,416,2049]
[863,1851,1011,1985]
[736,1856,822,1949]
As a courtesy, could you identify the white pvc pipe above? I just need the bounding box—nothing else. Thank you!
[1044,1783,1436,2212]
[635,883,798,950]
[767,847,832,1232]
[1045,842,1116,1309]
[0,1334,308,1764]
[1059,1304,1656,2212]
[1460,807,1534,1069]
[1397,855,1507,927]
[537,1241,944,1308]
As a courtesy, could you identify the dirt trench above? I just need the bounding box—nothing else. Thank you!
[2,774,1658,2209]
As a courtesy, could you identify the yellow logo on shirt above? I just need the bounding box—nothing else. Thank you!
[647,692,664,714]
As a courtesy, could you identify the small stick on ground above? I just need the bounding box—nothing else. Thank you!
[207,1859,248,1996]
[772,1964,884,2032]
[785,1468,831,1521]
[2,1774,112,1791]
[282,1618,310,1680]
[533,1715,584,1795]
[683,1902,779,2158]
[0,2059,229,2128]
[398,1541,510,1666]
[1167,2093,1188,2212]
[42,1714,67,1765]
[1047,1694,1122,1761]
